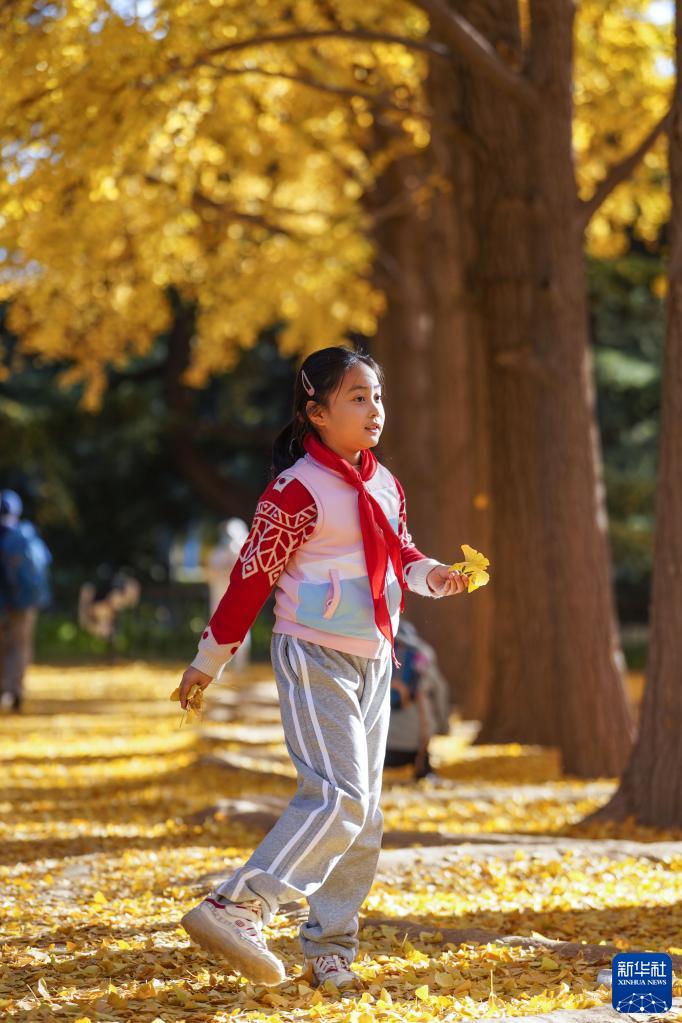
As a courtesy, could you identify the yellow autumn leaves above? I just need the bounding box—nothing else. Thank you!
[0,1,426,405]
[4,662,682,1023]
[0,2,671,404]
[449,544,491,593]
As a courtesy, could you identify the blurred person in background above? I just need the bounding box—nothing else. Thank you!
[0,489,52,713]
[78,570,141,656]
[206,518,251,672]
[384,618,451,780]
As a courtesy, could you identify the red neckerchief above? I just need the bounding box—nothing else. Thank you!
[303,433,406,667]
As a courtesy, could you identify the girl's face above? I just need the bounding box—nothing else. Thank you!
[306,363,384,465]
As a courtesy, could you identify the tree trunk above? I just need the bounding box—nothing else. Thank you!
[369,0,634,774]
[370,55,490,711]
[452,0,561,749]
[517,0,634,776]
[584,3,682,823]
[463,0,633,776]
[164,292,258,519]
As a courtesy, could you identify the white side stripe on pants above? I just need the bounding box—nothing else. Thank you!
[228,635,342,898]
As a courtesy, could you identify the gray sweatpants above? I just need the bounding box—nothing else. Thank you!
[215,632,392,962]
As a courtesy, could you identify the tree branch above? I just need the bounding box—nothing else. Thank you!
[208,65,422,117]
[142,173,299,237]
[410,0,539,109]
[171,28,451,76]
[108,361,166,388]
[13,28,447,118]
[577,107,672,230]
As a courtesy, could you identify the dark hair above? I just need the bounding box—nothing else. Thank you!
[270,345,384,478]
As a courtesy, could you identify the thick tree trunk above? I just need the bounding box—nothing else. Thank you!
[584,5,682,823]
[521,0,634,776]
[370,0,633,774]
[453,0,560,749]
[466,0,633,776]
[378,0,633,775]
[164,293,258,519]
[370,55,490,711]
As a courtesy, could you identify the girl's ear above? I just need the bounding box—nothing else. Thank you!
[306,399,325,428]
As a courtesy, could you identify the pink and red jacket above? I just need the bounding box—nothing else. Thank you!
[191,451,442,678]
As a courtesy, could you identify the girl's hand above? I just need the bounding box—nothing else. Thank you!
[178,666,213,709]
[426,565,468,597]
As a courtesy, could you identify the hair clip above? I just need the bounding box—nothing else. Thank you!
[301,369,315,396]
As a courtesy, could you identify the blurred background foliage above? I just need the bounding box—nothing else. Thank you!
[0,0,671,675]
[0,314,299,661]
[0,243,665,665]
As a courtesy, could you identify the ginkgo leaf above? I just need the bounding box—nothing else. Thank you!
[3,659,679,1023]
[107,985,128,1009]
[450,543,491,591]
[35,978,51,1000]
[170,682,205,726]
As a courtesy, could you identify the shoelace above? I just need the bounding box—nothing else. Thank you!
[207,897,267,950]
[232,916,267,949]
[313,954,350,977]
[233,900,261,915]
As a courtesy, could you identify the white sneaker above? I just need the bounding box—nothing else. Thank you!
[303,953,361,991]
[181,893,285,986]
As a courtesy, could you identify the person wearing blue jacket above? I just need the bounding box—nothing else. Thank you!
[0,490,52,713]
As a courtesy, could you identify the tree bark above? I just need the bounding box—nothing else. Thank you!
[463,0,634,776]
[522,0,633,775]
[452,0,561,748]
[163,292,259,519]
[584,3,682,824]
[372,0,634,775]
[370,54,489,711]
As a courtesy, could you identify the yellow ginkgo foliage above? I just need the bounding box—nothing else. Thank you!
[0,0,672,406]
[574,0,672,256]
[0,0,429,407]
[449,544,490,593]
[2,662,682,1021]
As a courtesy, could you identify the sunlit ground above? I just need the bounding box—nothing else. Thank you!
[1,663,680,1022]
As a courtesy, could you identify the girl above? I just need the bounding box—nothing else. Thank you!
[178,346,467,992]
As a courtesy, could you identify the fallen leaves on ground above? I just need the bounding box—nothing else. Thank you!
[0,662,680,1022]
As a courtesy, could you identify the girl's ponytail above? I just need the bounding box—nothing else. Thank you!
[269,345,385,480]
[270,418,307,478]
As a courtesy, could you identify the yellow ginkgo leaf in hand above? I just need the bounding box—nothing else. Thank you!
[449,544,491,592]
[170,683,205,726]
[185,684,204,716]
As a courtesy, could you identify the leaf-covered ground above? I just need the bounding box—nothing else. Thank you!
[2,663,681,1023]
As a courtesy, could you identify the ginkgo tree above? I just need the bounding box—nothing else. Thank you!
[368,0,671,778]
[586,0,682,828]
[0,0,674,779]
[0,0,670,400]
[0,0,433,406]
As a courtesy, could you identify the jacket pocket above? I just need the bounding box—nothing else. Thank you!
[322,568,341,619]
